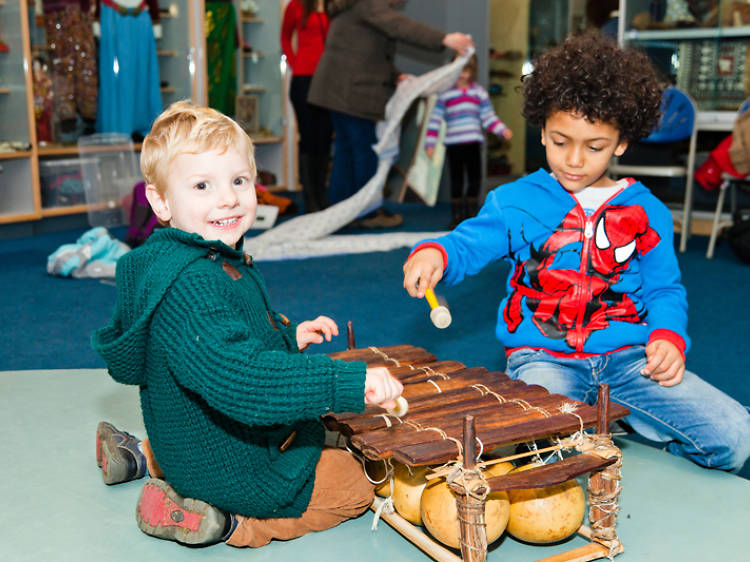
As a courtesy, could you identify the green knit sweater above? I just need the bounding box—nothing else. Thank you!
[92,228,366,517]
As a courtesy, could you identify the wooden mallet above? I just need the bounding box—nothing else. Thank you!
[425,287,452,329]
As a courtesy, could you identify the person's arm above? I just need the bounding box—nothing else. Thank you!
[158,271,367,426]
[356,0,451,51]
[637,201,690,385]
[280,0,301,70]
[477,86,511,139]
[403,187,512,295]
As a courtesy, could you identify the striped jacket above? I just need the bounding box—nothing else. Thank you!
[425,82,508,147]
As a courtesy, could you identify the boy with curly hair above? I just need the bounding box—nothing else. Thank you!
[92,101,403,548]
[403,33,750,472]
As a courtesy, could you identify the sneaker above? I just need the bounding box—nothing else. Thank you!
[358,208,403,229]
[136,478,228,546]
[96,421,147,485]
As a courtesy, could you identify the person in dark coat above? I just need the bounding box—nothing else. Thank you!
[308,0,473,227]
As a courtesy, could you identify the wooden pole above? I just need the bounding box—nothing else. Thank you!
[369,498,462,562]
[586,383,624,558]
[449,415,488,562]
[346,320,355,350]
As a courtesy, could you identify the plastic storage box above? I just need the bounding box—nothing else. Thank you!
[39,158,89,208]
[77,133,142,228]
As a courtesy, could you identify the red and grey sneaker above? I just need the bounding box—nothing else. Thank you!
[96,421,147,485]
[136,478,228,545]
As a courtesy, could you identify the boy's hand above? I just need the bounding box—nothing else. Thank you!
[642,340,685,387]
[425,146,435,159]
[501,128,513,140]
[403,248,444,298]
[364,367,404,410]
[296,316,338,351]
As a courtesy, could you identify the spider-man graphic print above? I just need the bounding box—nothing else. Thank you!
[504,204,661,352]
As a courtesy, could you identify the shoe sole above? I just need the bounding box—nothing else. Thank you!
[100,438,136,485]
[136,479,225,545]
[96,421,117,468]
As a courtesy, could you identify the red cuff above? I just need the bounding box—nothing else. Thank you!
[408,242,448,270]
[648,329,686,361]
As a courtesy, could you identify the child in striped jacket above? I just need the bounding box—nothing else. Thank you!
[425,54,512,227]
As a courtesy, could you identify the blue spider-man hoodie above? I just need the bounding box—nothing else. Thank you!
[414,169,689,358]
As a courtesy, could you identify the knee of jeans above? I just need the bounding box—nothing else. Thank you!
[694,422,750,472]
[726,423,750,472]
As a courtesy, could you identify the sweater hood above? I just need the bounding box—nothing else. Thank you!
[91,228,245,386]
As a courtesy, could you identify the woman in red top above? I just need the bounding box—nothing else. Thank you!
[281,0,332,213]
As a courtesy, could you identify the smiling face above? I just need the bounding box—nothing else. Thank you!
[541,110,628,193]
[146,144,257,248]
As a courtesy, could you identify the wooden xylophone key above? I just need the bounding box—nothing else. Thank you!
[327,345,430,363]
[352,393,577,459]
[387,360,467,383]
[340,381,551,436]
[322,367,496,432]
[391,401,630,466]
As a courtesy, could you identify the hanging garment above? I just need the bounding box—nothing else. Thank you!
[205,0,238,116]
[96,0,162,136]
[43,4,98,126]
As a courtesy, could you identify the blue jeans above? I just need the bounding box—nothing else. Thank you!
[506,346,750,472]
[328,110,378,205]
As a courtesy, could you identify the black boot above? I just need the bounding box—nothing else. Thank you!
[298,153,320,214]
[449,198,463,229]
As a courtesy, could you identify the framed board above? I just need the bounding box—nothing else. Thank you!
[397,94,446,206]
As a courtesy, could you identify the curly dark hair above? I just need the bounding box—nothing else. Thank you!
[522,32,665,143]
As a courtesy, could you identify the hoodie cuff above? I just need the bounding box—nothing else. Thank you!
[332,360,367,414]
[648,329,686,361]
[408,242,448,271]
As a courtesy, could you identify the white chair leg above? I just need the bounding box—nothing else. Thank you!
[707,179,729,259]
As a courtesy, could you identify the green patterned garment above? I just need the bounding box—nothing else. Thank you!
[206,1,238,116]
[92,228,366,517]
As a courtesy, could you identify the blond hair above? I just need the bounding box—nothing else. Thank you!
[140,100,256,194]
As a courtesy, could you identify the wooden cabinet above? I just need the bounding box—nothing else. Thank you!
[234,0,289,190]
[0,0,290,226]
[0,0,40,224]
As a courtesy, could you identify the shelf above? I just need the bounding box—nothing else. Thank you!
[0,151,33,160]
[625,25,750,41]
[251,136,283,145]
[38,143,142,156]
[0,88,11,94]
[41,204,90,218]
[695,110,736,130]
[243,84,267,93]
[242,16,264,23]
[161,87,177,93]
[242,51,266,59]
[157,50,177,57]
[0,211,42,225]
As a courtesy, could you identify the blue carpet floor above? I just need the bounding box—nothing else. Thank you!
[2,200,748,479]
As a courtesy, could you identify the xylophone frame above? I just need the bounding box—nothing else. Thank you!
[336,330,624,562]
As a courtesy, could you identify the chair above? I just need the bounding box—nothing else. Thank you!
[609,87,697,251]
[706,97,750,259]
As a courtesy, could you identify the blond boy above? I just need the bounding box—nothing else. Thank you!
[93,101,402,547]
